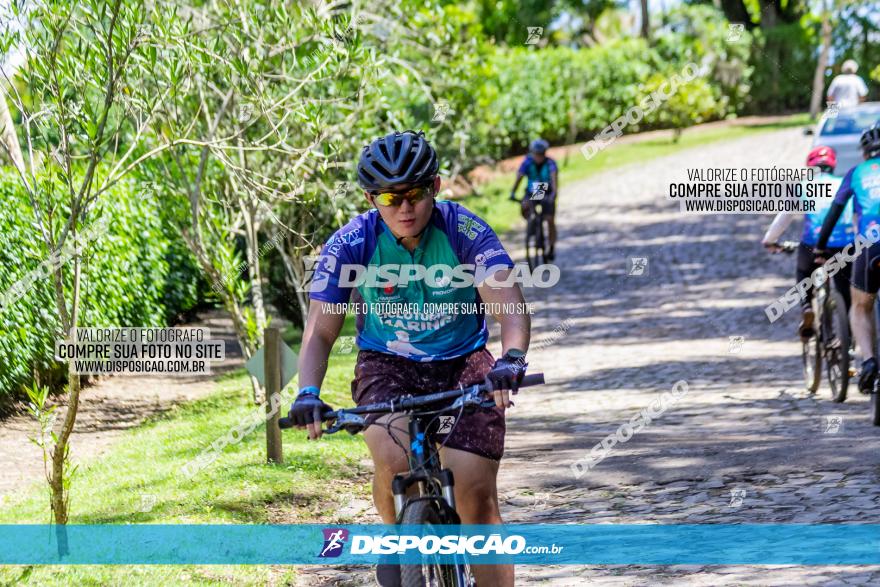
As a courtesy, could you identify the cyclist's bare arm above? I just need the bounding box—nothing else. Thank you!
[551,169,558,200]
[510,172,524,199]
[297,301,345,437]
[478,268,531,408]
[762,212,797,250]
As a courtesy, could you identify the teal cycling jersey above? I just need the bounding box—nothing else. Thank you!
[517,155,557,199]
[309,202,515,361]
[802,173,853,247]
[834,158,880,237]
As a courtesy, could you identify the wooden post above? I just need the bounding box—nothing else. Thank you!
[264,327,283,463]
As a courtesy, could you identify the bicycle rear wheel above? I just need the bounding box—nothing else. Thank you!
[825,289,850,403]
[803,328,822,394]
[400,500,473,587]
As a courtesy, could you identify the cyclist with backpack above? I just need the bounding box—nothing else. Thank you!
[815,125,880,393]
[761,146,853,339]
[510,138,559,261]
[287,130,530,586]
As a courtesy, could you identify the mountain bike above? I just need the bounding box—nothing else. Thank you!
[279,372,546,587]
[777,241,851,401]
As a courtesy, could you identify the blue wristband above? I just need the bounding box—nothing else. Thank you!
[298,386,320,398]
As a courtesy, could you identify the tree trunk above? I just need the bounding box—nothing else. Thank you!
[760,2,778,29]
[0,85,24,173]
[809,6,833,118]
[277,239,311,327]
[49,251,82,525]
[719,0,752,25]
[639,0,650,40]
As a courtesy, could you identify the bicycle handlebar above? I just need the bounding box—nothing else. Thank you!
[278,372,545,432]
[770,240,799,254]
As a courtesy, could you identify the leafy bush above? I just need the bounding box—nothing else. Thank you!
[747,20,817,113]
[486,32,738,152]
[655,4,753,116]
[0,170,204,405]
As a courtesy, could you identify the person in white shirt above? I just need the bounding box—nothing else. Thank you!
[827,60,869,109]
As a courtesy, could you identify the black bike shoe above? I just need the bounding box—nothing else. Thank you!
[545,246,555,262]
[798,309,815,341]
[859,357,878,394]
[375,563,401,587]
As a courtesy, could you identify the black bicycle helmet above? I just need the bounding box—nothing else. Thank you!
[356,130,439,190]
[860,123,880,158]
[529,138,549,154]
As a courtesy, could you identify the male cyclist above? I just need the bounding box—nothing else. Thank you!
[761,146,853,339]
[287,130,530,587]
[510,138,559,260]
[816,124,880,393]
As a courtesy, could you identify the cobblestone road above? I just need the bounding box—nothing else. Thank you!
[500,127,880,585]
[293,127,880,586]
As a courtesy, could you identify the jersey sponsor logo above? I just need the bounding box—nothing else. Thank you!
[457,214,486,240]
[326,227,364,256]
[474,248,506,266]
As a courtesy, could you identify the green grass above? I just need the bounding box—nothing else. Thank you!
[461,113,812,234]
[0,317,368,585]
[0,113,810,585]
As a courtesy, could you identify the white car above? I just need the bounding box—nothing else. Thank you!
[806,102,880,175]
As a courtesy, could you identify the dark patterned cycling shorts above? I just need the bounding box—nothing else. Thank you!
[351,347,505,461]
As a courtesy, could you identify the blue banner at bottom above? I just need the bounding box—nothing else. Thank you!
[1,524,879,565]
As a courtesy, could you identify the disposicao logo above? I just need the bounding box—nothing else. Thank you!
[318,528,349,558]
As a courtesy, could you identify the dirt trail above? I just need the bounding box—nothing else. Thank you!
[0,310,243,499]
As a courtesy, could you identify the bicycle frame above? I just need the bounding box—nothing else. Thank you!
[391,414,457,522]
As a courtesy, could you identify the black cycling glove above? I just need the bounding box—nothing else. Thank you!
[486,350,527,393]
[288,392,333,427]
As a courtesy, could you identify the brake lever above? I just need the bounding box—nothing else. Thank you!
[325,411,366,435]
[450,385,515,411]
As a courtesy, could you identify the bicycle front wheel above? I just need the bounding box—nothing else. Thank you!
[400,501,473,587]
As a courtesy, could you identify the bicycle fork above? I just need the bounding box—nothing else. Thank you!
[391,417,457,518]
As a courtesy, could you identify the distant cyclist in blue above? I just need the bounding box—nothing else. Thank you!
[762,146,853,340]
[510,138,559,260]
[816,124,880,393]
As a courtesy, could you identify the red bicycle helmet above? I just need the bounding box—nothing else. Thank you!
[806,146,837,171]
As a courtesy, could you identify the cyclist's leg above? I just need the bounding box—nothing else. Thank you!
[352,351,414,523]
[849,242,880,389]
[828,246,852,312]
[796,243,817,338]
[435,347,510,585]
[440,448,512,587]
[363,421,410,523]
